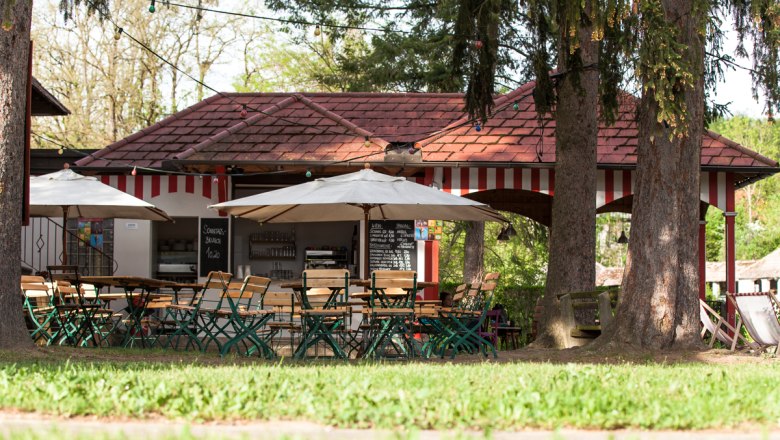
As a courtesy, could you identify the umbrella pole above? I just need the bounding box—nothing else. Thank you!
[61,206,69,265]
[363,206,369,280]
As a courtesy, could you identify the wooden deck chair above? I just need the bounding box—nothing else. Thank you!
[20,276,56,345]
[699,299,757,351]
[294,269,350,359]
[727,292,780,354]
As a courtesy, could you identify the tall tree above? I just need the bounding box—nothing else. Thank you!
[0,0,34,349]
[520,0,630,348]
[598,0,780,349]
[603,0,706,348]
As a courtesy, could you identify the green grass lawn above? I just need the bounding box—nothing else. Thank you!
[0,349,778,431]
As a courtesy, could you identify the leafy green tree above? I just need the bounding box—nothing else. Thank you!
[705,117,780,262]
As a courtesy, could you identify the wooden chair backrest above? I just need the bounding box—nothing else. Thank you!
[302,269,349,288]
[263,292,296,307]
[203,271,233,290]
[371,270,417,289]
[20,276,50,305]
[483,272,501,282]
[452,283,468,303]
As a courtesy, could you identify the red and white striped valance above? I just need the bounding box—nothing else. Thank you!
[99,174,227,204]
[413,167,730,211]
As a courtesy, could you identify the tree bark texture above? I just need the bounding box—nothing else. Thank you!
[0,0,34,349]
[463,221,485,284]
[599,0,704,349]
[535,15,599,348]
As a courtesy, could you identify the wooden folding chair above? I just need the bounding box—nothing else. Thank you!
[20,276,56,345]
[294,269,350,360]
[258,291,301,355]
[216,276,275,358]
[363,270,417,359]
[699,299,757,351]
[161,271,232,351]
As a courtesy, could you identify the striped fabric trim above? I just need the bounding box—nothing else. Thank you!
[412,167,729,211]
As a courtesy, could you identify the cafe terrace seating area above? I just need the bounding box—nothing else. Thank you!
[20,265,511,360]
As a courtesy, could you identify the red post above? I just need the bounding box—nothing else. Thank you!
[424,240,439,300]
[698,220,706,300]
[725,174,736,328]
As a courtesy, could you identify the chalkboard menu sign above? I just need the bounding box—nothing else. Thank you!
[368,220,417,272]
[199,218,229,276]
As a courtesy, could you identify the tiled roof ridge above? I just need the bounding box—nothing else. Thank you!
[705,129,779,167]
[295,94,390,148]
[492,81,536,107]
[175,95,300,160]
[75,93,225,166]
[417,82,536,148]
[221,91,466,99]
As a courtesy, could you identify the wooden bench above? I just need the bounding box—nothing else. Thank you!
[557,289,618,346]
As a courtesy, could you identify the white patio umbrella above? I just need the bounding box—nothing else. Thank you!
[210,168,506,275]
[30,166,172,264]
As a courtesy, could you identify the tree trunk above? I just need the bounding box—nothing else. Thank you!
[534,13,599,348]
[0,0,34,349]
[463,221,484,284]
[598,0,704,350]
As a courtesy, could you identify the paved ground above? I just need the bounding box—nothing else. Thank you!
[1,413,778,439]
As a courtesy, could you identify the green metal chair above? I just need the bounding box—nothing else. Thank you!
[161,271,232,351]
[20,276,57,345]
[436,273,500,358]
[215,276,276,358]
[363,270,418,359]
[257,291,301,356]
[293,269,350,360]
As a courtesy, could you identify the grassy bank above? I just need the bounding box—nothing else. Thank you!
[0,355,778,430]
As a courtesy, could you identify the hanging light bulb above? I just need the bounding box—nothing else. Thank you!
[240,104,248,118]
[57,148,63,155]
[212,175,219,184]
[512,101,519,111]
[149,0,156,13]
[305,169,312,178]
[474,123,482,132]
[314,25,321,36]
[364,137,371,148]
[131,166,137,176]
[114,27,123,40]
[474,39,484,50]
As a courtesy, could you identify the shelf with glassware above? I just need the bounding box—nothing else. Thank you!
[248,230,296,260]
[304,248,349,270]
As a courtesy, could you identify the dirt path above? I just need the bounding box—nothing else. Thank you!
[0,412,778,440]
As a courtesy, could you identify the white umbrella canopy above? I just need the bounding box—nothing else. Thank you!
[30,166,172,264]
[210,168,506,223]
[210,168,506,276]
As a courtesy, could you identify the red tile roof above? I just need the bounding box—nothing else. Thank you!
[417,83,779,168]
[75,86,778,171]
[76,92,464,168]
